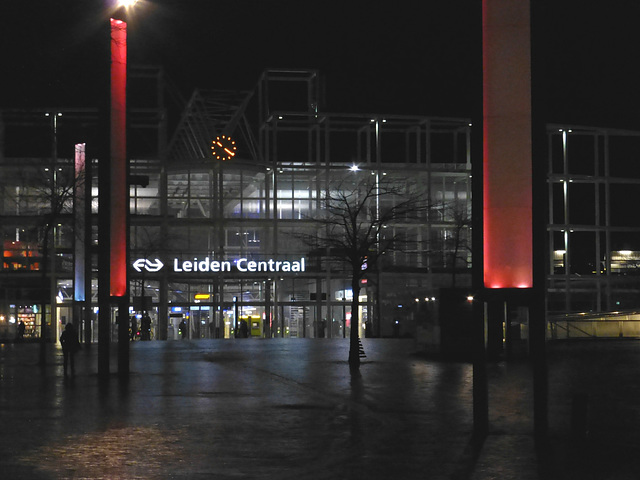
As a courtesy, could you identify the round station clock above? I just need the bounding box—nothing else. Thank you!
[211,135,237,161]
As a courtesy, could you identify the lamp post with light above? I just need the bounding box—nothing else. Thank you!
[97,0,138,377]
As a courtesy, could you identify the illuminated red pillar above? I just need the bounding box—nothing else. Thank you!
[480,0,547,441]
[482,1,533,289]
[110,18,127,297]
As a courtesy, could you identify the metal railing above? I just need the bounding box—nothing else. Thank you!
[548,312,640,339]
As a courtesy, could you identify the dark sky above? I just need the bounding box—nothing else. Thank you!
[2,1,639,129]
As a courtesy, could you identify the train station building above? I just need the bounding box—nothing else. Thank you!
[0,69,473,343]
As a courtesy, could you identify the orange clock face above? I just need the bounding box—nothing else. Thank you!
[211,135,237,161]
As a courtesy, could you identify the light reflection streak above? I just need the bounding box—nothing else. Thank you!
[20,425,187,479]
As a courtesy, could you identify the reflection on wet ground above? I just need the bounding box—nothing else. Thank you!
[22,426,187,480]
[3,339,640,479]
[0,340,473,479]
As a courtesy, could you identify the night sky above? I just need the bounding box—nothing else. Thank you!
[1,1,639,129]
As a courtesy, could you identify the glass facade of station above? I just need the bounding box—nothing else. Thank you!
[0,69,473,343]
[128,157,472,341]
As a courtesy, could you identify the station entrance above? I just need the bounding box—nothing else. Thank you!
[121,271,375,341]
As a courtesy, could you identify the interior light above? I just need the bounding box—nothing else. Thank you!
[118,0,139,7]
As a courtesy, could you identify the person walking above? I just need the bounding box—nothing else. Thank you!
[16,320,25,341]
[60,323,81,377]
[130,316,138,341]
[141,314,151,341]
[239,319,249,338]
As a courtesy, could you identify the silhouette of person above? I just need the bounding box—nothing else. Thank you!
[239,319,249,338]
[179,319,187,339]
[318,319,326,338]
[60,323,81,377]
[130,316,138,341]
[141,314,151,341]
[16,320,25,341]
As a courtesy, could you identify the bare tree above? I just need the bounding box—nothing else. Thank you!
[2,162,86,362]
[301,175,431,369]
[444,201,472,288]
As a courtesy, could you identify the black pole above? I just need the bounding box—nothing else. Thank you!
[97,147,111,378]
[97,14,112,378]
[97,151,111,377]
[530,0,549,444]
[471,0,488,438]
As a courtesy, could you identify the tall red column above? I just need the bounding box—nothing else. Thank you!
[110,18,127,297]
[481,0,547,441]
[483,1,533,289]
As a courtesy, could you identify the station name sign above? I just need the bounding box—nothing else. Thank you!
[133,257,306,274]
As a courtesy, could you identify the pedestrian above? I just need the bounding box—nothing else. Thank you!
[239,319,248,338]
[141,314,151,340]
[16,320,25,341]
[179,319,186,339]
[60,323,81,377]
[130,315,138,341]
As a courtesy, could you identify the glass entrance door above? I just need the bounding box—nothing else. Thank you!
[188,306,211,339]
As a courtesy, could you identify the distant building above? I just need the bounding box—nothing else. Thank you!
[547,125,640,313]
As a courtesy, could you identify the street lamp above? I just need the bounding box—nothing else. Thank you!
[98,0,139,377]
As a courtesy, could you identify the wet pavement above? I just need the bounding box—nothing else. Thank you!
[1,338,640,479]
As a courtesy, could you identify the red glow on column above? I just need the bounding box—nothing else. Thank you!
[482,0,533,289]
[110,18,127,297]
